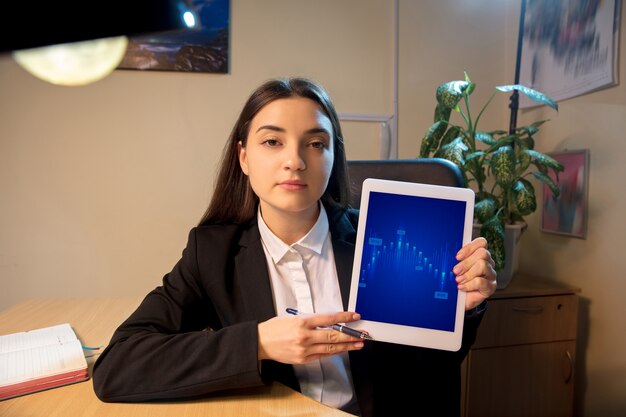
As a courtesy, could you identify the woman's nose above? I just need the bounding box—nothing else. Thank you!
[283,145,306,170]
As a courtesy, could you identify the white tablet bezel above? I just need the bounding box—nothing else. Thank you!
[347,178,475,351]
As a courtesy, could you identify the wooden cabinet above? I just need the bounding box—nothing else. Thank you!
[461,274,580,417]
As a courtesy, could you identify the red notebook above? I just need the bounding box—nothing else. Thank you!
[0,323,89,400]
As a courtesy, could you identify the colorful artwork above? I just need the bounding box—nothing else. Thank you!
[518,0,620,107]
[118,0,229,73]
[542,149,590,238]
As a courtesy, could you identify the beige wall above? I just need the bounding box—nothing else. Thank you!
[397,0,518,155]
[0,0,393,307]
[1,1,624,415]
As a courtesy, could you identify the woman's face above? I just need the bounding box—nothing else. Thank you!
[239,97,334,224]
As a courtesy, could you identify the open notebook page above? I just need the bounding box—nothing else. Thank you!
[0,323,87,387]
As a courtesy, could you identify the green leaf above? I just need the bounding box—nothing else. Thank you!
[436,81,471,109]
[490,146,516,187]
[517,135,535,151]
[527,150,564,172]
[513,133,529,149]
[516,125,539,136]
[481,216,505,270]
[532,171,561,199]
[497,134,518,145]
[518,147,533,173]
[419,121,446,157]
[529,119,550,128]
[475,198,497,224]
[434,103,452,123]
[440,126,461,147]
[434,137,468,167]
[489,129,508,136]
[515,121,549,145]
[466,81,476,96]
[463,68,476,95]
[485,135,516,153]
[511,178,537,216]
[496,84,559,110]
[466,151,485,161]
[475,131,496,146]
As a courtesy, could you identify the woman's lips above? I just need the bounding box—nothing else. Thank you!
[279,180,307,190]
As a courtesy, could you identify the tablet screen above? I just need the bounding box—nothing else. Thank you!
[355,191,466,332]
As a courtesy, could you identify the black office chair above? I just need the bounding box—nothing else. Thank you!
[346,158,464,208]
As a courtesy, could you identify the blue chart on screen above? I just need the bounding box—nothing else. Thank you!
[355,191,466,332]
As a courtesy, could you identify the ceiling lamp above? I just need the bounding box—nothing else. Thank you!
[13,37,130,87]
[2,0,196,86]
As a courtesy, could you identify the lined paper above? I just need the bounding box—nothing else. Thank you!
[0,324,87,386]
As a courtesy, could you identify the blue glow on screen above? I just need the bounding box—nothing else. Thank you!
[355,191,466,332]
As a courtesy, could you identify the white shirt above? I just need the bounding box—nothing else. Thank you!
[257,204,358,411]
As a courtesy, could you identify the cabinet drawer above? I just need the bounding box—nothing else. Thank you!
[465,341,576,417]
[473,295,578,348]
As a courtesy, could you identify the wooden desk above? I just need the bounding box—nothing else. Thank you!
[0,298,351,416]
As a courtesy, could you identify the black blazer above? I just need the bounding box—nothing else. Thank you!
[93,204,483,416]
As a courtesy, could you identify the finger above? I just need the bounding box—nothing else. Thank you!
[308,328,365,345]
[456,259,496,289]
[305,340,365,361]
[465,291,489,311]
[457,258,497,296]
[460,273,496,296]
[456,237,488,261]
[452,248,495,282]
[305,311,361,329]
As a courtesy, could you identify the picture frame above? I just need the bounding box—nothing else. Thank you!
[518,0,621,108]
[542,149,590,239]
[117,0,229,74]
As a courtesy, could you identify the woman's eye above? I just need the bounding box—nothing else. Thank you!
[309,140,327,149]
[262,138,280,147]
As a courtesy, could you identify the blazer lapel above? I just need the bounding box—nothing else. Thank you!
[327,205,358,310]
[333,239,355,311]
[234,220,276,322]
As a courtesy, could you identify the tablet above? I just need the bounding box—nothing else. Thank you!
[347,178,475,351]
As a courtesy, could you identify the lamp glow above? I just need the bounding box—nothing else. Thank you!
[183,11,196,28]
[12,36,129,87]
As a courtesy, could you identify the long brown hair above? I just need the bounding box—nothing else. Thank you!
[199,77,351,225]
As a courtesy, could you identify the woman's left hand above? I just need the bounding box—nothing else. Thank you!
[453,237,497,310]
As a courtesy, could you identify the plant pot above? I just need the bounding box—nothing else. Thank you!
[472,222,526,289]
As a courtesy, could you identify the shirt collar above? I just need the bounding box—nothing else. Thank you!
[257,203,329,263]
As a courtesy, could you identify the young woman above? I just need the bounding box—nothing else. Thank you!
[93,78,496,416]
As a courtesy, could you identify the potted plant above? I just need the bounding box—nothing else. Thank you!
[419,72,564,288]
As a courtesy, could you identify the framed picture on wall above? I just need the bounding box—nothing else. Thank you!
[118,0,230,74]
[518,0,621,108]
[542,149,590,239]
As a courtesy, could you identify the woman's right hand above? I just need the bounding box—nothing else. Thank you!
[257,311,365,364]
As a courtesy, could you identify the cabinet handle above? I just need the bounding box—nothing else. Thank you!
[511,306,544,314]
[564,350,573,384]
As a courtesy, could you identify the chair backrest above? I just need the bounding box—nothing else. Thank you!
[346,158,464,208]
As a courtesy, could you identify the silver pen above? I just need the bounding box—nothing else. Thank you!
[286,308,373,340]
